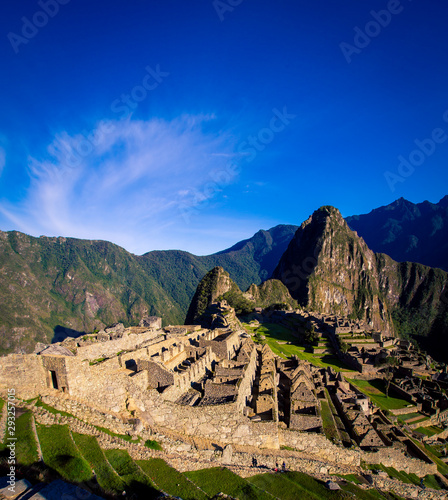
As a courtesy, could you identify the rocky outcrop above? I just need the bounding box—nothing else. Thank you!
[185,267,298,326]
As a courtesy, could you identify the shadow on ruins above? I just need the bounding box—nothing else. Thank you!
[51,325,86,344]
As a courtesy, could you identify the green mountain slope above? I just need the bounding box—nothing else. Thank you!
[0,224,298,354]
[0,231,182,354]
[346,195,448,271]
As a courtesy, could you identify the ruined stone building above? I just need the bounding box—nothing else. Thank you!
[253,344,278,420]
[333,380,386,450]
[276,357,322,432]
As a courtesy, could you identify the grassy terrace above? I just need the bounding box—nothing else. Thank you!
[0,411,39,465]
[366,463,441,490]
[320,399,339,442]
[248,470,402,499]
[12,412,39,465]
[36,424,93,483]
[72,433,126,494]
[185,467,274,500]
[347,379,411,411]
[104,448,160,498]
[138,458,208,500]
[243,322,356,372]
[414,425,444,437]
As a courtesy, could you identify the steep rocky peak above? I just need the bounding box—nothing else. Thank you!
[273,205,390,332]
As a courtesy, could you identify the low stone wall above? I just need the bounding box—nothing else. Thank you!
[362,446,437,477]
[389,382,416,404]
[75,330,161,360]
[278,428,360,466]
[390,406,419,416]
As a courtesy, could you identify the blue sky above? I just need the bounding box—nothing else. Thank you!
[0,0,447,255]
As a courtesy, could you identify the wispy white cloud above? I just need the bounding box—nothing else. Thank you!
[0,116,248,254]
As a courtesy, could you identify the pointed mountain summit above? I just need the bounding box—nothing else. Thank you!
[273,206,448,356]
[273,206,392,332]
[185,266,298,326]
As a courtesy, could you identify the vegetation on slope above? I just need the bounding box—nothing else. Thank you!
[346,195,448,272]
[72,432,126,494]
[137,458,208,500]
[184,466,274,500]
[35,424,93,483]
[0,225,298,354]
[104,448,159,498]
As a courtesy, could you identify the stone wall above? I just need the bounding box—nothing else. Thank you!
[114,379,279,449]
[175,347,216,393]
[0,354,47,398]
[278,428,360,466]
[62,356,129,413]
[389,382,416,404]
[75,330,161,360]
[289,414,322,431]
[235,345,257,412]
[362,446,437,477]
[137,359,174,390]
[198,329,242,360]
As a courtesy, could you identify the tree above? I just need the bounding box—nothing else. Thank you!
[384,356,399,397]
[340,342,350,354]
[304,325,318,345]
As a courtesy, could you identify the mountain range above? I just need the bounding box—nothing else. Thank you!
[0,196,447,358]
[0,224,297,354]
[346,195,448,272]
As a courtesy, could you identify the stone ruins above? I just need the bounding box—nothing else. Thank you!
[1,300,448,497]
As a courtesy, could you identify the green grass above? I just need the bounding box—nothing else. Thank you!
[35,399,78,420]
[144,439,163,450]
[335,474,364,484]
[12,412,39,465]
[185,467,274,500]
[414,426,443,437]
[423,475,442,490]
[248,471,316,499]
[36,424,93,483]
[0,397,4,416]
[366,464,420,485]
[137,458,208,500]
[249,471,397,500]
[397,412,421,421]
[410,438,448,476]
[243,322,355,372]
[72,433,126,495]
[320,400,339,442]
[104,448,159,498]
[347,379,410,411]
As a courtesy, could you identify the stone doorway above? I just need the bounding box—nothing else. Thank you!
[50,370,58,390]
